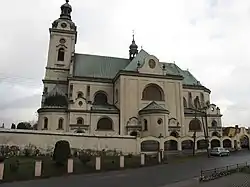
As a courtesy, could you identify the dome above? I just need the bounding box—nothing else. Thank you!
[61,0,72,10]
[130,42,138,49]
[43,86,68,107]
[60,0,72,20]
[129,34,138,49]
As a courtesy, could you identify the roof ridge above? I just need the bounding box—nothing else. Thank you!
[75,53,128,60]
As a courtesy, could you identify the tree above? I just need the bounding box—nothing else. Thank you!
[32,123,38,130]
[11,124,16,129]
[17,122,32,130]
[53,140,71,166]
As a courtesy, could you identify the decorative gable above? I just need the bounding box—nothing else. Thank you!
[138,55,164,75]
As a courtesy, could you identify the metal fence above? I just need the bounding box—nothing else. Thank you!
[200,162,249,182]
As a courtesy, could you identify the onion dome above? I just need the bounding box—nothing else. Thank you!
[60,0,72,20]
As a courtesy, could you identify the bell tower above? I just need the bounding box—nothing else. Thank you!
[129,34,138,61]
[42,0,77,105]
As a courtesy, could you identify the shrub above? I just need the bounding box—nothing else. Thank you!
[10,159,20,172]
[79,153,91,164]
[53,140,71,166]
[128,153,133,158]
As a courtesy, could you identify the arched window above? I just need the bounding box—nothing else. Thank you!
[212,131,220,137]
[144,119,148,131]
[93,91,108,105]
[188,92,193,108]
[77,92,83,98]
[200,93,205,106]
[211,120,217,128]
[183,97,187,108]
[58,118,63,129]
[97,117,113,130]
[44,117,48,129]
[75,129,84,133]
[77,118,84,125]
[194,96,201,109]
[170,131,179,138]
[142,84,164,101]
[57,48,65,61]
[189,118,201,131]
[130,131,138,137]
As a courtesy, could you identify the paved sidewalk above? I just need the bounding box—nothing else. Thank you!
[165,173,250,187]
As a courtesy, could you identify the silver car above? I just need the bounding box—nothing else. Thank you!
[210,147,230,156]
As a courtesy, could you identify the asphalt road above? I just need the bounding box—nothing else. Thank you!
[2,151,250,187]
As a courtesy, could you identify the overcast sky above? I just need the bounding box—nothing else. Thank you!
[0,0,250,127]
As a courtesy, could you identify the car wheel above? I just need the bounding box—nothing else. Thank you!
[219,153,222,157]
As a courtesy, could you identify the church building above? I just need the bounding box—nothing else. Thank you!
[37,0,223,141]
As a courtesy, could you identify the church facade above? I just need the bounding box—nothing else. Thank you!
[37,1,223,142]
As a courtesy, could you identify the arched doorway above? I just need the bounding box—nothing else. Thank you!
[181,140,193,150]
[223,139,232,148]
[211,139,220,148]
[164,140,178,151]
[240,135,249,149]
[141,140,159,152]
[197,139,207,150]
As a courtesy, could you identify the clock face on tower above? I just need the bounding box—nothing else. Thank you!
[61,23,67,28]
[148,59,156,69]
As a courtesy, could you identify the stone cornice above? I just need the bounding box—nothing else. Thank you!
[38,107,119,114]
[49,28,77,35]
[37,107,68,113]
[113,70,183,83]
[184,112,223,117]
[183,84,211,94]
[42,79,68,85]
[46,67,70,71]
[68,76,112,83]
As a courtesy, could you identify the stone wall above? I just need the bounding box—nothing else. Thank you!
[0,129,139,154]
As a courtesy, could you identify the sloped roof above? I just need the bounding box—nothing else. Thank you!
[124,49,150,71]
[139,101,169,115]
[74,53,129,79]
[73,50,203,86]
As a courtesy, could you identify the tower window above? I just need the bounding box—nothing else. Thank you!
[44,117,48,129]
[57,48,65,61]
[144,119,148,131]
[58,118,64,129]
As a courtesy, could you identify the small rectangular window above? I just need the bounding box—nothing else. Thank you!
[87,85,90,96]
[69,84,73,97]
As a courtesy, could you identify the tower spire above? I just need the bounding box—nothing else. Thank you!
[129,30,138,61]
[60,0,72,20]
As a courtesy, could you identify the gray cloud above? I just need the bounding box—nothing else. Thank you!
[0,0,250,127]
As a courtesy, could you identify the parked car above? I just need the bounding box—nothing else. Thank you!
[210,147,230,156]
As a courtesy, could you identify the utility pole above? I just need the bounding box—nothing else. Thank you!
[192,110,197,156]
[199,106,210,158]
